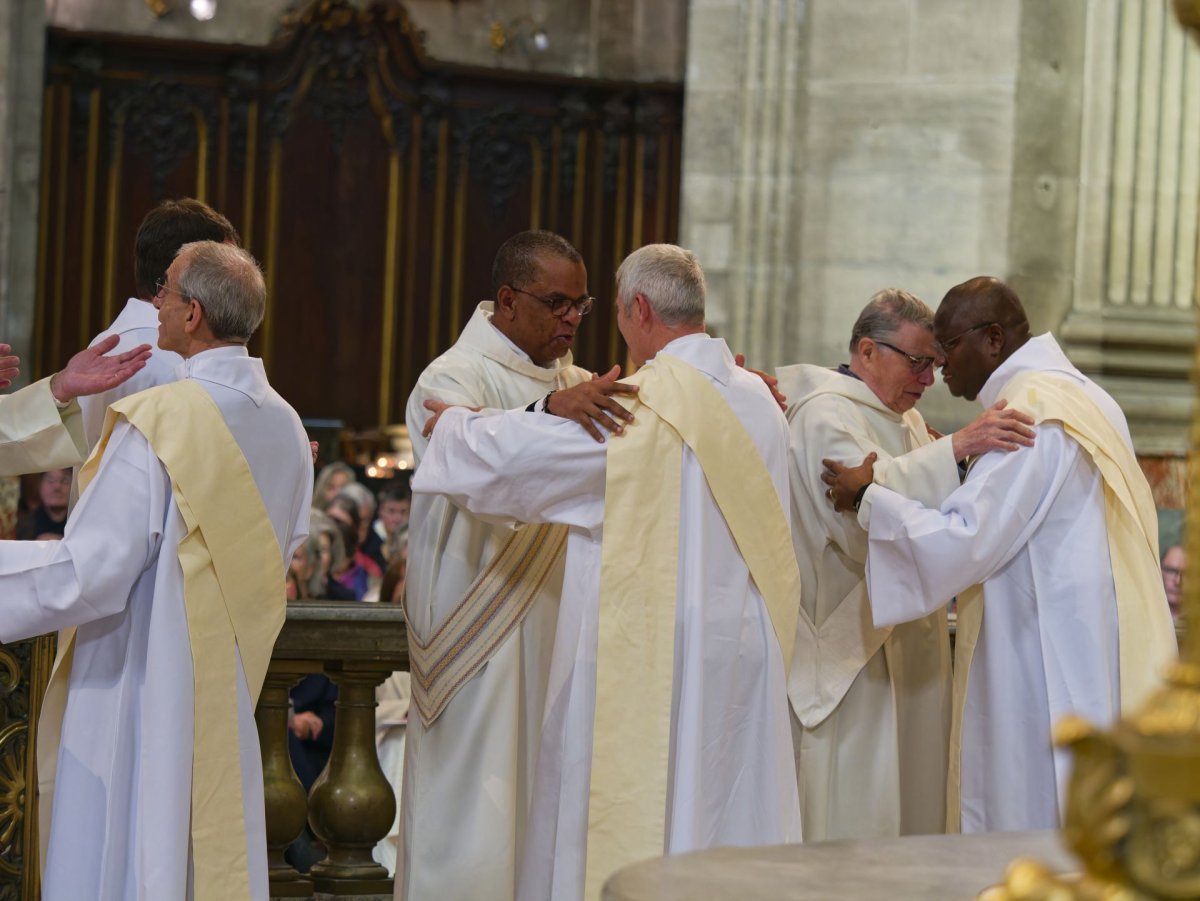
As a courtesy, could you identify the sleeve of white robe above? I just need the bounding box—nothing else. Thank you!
[0,419,165,642]
[413,406,607,533]
[863,425,1079,629]
[0,378,88,475]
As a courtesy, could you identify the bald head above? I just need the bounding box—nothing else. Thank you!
[933,276,1032,401]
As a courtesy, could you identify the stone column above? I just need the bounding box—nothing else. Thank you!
[680,0,1021,430]
[1059,0,1199,454]
[0,0,45,379]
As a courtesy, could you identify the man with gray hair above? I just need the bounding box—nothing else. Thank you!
[776,288,1035,840]
[0,239,312,899]
[416,243,801,901]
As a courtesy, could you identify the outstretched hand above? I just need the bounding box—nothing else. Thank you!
[735,353,787,412]
[0,344,18,389]
[546,365,638,443]
[422,398,482,438]
[951,399,1035,462]
[821,452,877,513]
[48,335,152,404]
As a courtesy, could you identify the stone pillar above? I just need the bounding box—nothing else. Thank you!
[680,0,1022,430]
[1059,0,1199,454]
[0,0,45,379]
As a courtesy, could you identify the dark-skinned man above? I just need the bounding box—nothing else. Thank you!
[823,276,1176,834]
[397,230,640,901]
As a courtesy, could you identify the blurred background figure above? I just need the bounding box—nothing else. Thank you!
[1163,544,1186,620]
[313,461,356,512]
[16,469,71,540]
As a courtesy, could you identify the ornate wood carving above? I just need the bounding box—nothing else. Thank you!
[36,0,684,427]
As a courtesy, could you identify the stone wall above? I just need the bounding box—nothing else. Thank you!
[0,0,45,385]
[45,0,687,82]
[682,0,1023,431]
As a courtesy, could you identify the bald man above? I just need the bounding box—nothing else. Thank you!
[824,277,1176,834]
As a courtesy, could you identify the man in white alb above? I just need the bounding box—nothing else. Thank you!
[0,241,312,900]
[417,243,801,901]
[0,338,150,475]
[398,230,638,901]
[824,276,1177,833]
[778,288,1034,841]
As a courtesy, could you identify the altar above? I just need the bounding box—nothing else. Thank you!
[604,831,1075,901]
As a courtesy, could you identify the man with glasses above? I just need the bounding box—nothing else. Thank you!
[824,276,1177,833]
[776,288,1035,842]
[0,240,312,899]
[78,197,239,450]
[398,230,637,901]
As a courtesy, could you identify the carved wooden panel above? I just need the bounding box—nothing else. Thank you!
[36,0,683,427]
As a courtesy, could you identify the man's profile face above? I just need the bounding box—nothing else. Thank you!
[933,306,992,401]
[861,321,937,414]
[156,255,192,355]
[1163,545,1186,613]
[499,255,588,366]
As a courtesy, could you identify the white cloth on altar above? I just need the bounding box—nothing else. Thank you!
[79,298,183,450]
[373,670,411,877]
[413,333,802,901]
[777,363,955,841]
[0,379,86,474]
[860,334,1136,833]
[0,345,312,901]
[398,302,589,901]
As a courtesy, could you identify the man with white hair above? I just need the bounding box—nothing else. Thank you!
[0,240,312,900]
[777,289,1034,841]
[416,243,801,901]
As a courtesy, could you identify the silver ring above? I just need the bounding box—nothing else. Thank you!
[826,488,834,501]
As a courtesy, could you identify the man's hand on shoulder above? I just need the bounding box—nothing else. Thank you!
[545,365,638,444]
[421,398,482,438]
[0,343,19,389]
[734,353,787,412]
[950,399,1036,462]
[48,335,152,404]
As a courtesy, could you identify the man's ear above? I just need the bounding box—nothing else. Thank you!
[635,292,654,327]
[494,285,517,320]
[183,299,203,335]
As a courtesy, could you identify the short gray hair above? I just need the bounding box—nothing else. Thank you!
[615,244,705,327]
[176,240,266,343]
[848,288,934,355]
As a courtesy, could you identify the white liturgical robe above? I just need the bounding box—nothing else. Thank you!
[79,297,182,449]
[0,379,87,474]
[414,333,801,901]
[860,334,1173,832]
[776,363,956,841]
[399,302,588,901]
[0,346,312,900]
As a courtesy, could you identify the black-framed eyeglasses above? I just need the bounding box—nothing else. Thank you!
[875,340,936,375]
[936,321,998,356]
[508,285,595,318]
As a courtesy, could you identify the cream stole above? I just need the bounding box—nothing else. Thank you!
[584,352,803,898]
[38,380,284,900]
[945,372,1176,830]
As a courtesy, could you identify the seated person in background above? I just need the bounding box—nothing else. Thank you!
[313,461,355,511]
[1163,544,1186,619]
[310,509,356,600]
[340,481,386,572]
[326,493,378,597]
[370,482,410,564]
[287,533,322,601]
[17,468,71,540]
